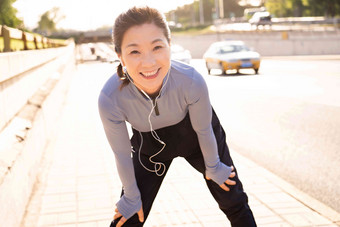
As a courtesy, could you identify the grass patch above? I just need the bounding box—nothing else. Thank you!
[171,25,216,36]
[11,39,25,51]
[0,37,3,52]
[0,37,68,52]
[0,38,24,51]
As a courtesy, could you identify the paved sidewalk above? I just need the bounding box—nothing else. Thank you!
[21,63,340,227]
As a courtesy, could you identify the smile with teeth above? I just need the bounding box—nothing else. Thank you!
[141,69,159,77]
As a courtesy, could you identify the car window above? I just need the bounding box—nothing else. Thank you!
[220,45,234,53]
[171,44,184,53]
[219,44,249,53]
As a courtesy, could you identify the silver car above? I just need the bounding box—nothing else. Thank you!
[171,44,192,64]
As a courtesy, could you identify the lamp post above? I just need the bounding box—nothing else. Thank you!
[214,0,222,41]
[219,0,224,19]
[215,0,219,18]
[199,0,204,25]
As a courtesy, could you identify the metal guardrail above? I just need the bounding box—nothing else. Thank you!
[0,25,69,52]
[215,16,340,28]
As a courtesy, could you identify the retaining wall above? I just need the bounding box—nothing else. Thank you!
[172,31,340,58]
[0,46,75,132]
[0,43,76,227]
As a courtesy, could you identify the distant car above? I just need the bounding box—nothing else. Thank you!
[249,11,272,27]
[95,42,119,63]
[203,40,261,75]
[171,44,192,64]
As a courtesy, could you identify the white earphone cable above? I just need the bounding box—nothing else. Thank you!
[124,66,171,176]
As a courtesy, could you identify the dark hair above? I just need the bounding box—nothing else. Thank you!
[113,6,171,89]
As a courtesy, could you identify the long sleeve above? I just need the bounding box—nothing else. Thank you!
[187,70,232,185]
[98,92,141,219]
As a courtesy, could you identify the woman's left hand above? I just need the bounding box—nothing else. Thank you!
[114,205,144,227]
[206,165,236,191]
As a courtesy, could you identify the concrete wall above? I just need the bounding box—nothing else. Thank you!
[0,43,76,227]
[172,31,340,58]
[0,46,73,132]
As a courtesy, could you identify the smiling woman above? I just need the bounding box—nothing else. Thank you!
[98,6,257,227]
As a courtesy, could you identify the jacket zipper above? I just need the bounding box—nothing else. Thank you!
[152,99,160,116]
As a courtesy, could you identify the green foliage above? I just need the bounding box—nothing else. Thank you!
[38,12,56,33]
[222,0,245,18]
[166,0,340,29]
[0,0,23,27]
[166,0,245,27]
[36,7,64,35]
[265,0,340,17]
[0,37,3,51]
[0,37,24,52]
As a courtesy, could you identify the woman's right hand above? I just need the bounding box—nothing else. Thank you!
[206,165,236,191]
[114,205,144,227]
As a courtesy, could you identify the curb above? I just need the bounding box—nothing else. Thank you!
[232,150,340,225]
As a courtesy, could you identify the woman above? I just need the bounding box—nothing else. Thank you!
[98,6,257,227]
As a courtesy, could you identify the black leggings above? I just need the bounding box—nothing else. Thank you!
[110,109,257,226]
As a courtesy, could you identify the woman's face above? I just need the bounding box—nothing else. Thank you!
[119,23,171,95]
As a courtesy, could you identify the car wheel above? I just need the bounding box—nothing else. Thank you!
[206,62,211,74]
[254,68,259,74]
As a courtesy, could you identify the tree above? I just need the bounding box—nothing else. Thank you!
[222,0,245,18]
[0,0,23,27]
[265,0,340,17]
[36,7,64,35]
[292,0,304,17]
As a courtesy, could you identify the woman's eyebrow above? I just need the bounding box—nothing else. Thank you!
[125,38,165,49]
[125,43,138,48]
[152,38,164,44]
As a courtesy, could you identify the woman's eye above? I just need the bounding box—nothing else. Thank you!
[154,46,163,51]
[130,50,140,55]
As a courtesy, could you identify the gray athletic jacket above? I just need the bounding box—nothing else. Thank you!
[98,60,232,219]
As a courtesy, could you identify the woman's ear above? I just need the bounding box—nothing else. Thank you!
[118,55,126,67]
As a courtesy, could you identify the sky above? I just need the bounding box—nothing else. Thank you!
[13,0,194,31]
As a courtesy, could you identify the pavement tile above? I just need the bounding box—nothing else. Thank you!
[37,214,58,226]
[300,212,335,225]
[57,212,77,224]
[250,204,277,218]
[78,208,113,222]
[41,199,77,212]
[147,213,171,226]
[260,223,292,227]
[255,191,299,205]
[175,224,202,227]
[255,215,286,225]
[272,205,313,215]
[77,222,98,227]
[97,220,113,226]
[56,224,77,227]
[39,204,76,214]
[201,220,230,227]
[195,211,226,223]
[282,212,334,226]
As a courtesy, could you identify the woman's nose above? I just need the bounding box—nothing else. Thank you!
[141,53,156,67]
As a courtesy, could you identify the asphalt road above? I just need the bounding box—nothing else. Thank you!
[190,57,340,213]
